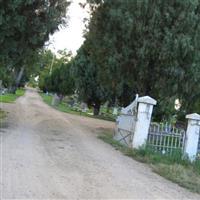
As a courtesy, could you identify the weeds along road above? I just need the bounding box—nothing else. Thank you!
[0,88,199,199]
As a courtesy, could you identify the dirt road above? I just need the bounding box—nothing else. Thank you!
[0,88,199,199]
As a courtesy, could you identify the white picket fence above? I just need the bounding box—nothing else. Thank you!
[147,123,186,155]
[114,95,200,161]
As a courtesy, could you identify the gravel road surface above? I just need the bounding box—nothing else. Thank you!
[0,88,199,199]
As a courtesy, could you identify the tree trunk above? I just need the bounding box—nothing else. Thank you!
[8,66,25,94]
[15,66,25,88]
[93,102,101,115]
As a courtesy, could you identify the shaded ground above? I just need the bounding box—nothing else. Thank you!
[0,88,199,199]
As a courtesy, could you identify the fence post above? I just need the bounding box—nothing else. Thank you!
[132,96,157,149]
[184,113,200,161]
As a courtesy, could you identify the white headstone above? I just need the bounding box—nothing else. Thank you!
[80,102,88,112]
[113,107,118,115]
[51,94,60,106]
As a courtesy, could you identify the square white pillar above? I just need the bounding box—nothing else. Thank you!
[184,113,200,161]
[132,96,157,149]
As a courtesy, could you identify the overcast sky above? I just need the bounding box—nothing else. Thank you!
[48,0,89,55]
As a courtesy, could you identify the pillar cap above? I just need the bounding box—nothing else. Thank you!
[138,96,157,105]
[186,113,200,121]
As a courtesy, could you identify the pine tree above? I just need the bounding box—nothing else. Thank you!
[79,0,200,119]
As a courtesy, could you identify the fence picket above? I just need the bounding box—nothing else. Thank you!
[148,123,185,155]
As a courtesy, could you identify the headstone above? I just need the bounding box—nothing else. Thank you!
[51,94,60,106]
[113,107,118,115]
[68,99,75,107]
[80,102,88,112]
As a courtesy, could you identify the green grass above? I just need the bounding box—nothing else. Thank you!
[98,131,200,194]
[40,93,116,122]
[0,89,25,103]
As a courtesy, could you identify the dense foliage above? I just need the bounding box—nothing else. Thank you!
[45,63,75,98]
[0,0,70,90]
[4,0,199,119]
[72,45,107,115]
[39,50,75,99]
[73,0,200,118]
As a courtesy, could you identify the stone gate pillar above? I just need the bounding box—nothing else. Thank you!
[132,96,157,149]
[184,113,200,161]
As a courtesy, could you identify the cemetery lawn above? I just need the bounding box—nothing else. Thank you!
[40,93,116,122]
[99,131,200,194]
[0,89,25,103]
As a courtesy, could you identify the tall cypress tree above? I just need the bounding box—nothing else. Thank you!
[79,0,200,119]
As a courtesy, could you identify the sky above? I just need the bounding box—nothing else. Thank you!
[48,0,90,55]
